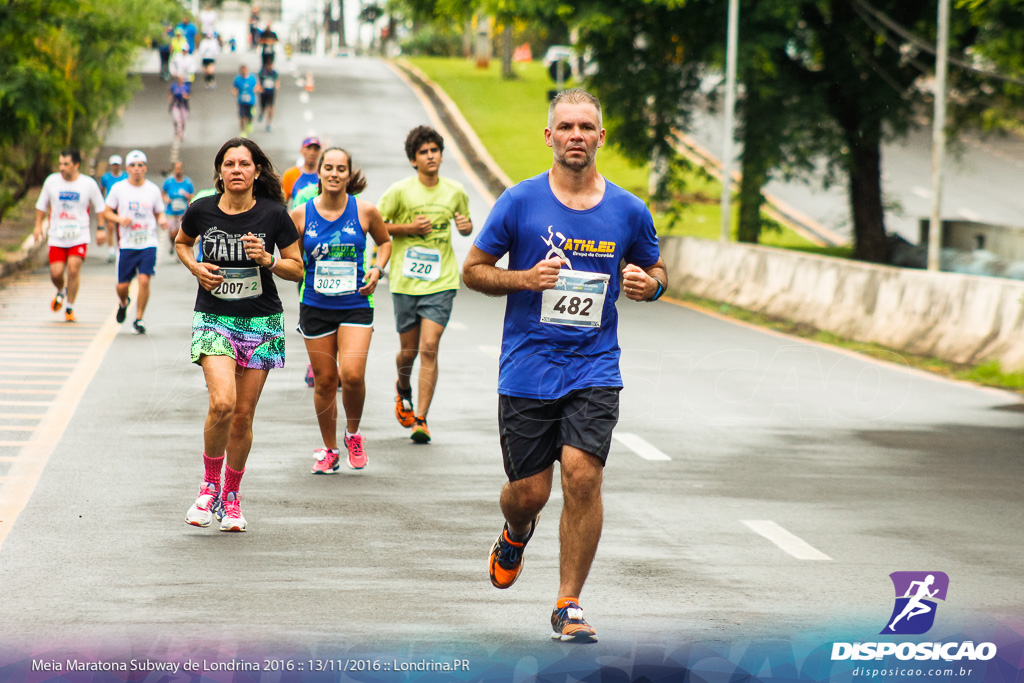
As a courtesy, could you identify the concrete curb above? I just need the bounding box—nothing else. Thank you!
[0,229,47,281]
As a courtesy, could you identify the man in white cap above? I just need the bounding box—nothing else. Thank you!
[103,150,167,334]
[99,154,127,263]
[34,148,106,323]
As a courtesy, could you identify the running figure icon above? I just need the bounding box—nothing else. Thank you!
[541,226,572,269]
[888,574,938,631]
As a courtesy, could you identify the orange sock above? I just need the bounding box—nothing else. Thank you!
[556,597,580,609]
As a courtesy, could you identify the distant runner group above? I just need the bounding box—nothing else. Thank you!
[31,87,668,644]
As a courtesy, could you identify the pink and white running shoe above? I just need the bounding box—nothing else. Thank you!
[311,448,341,475]
[219,492,247,532]
[345,433,367,470]
[185,482,222,528]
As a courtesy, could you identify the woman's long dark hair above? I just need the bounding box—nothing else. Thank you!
[316,146,367,196]
[213,137,285,204]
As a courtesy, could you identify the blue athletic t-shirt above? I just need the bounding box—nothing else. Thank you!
[101,171,126,195]
[162,176,195,216]
[299,196,370,310]
[234,74,257,105]
[291,172,319,201]
[474,171,660,400]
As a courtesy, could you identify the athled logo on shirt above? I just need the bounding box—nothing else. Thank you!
[542,226,617,268]
[830,571,997,663]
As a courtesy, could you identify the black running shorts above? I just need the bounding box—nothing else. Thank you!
[498,386,621,482]
[297,304,373,339]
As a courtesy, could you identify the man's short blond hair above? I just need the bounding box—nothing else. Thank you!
[548,88,603,129]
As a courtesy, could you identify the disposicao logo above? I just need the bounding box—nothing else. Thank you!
[882,571,948,635]
[831,571,997,662]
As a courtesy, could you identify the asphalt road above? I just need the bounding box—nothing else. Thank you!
[0,50,1021,677]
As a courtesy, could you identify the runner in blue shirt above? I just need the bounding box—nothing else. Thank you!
[463,88,668,644]
[232,64,259,137]
[291,147,391,474]
[99,154,128,263]
[162,161,195,255]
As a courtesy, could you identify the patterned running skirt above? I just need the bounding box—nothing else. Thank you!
[190,311,286,369]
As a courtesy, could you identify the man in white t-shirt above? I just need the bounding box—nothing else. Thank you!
[199,5,217,37]
[103,150,167,335]
[34,148,107,323]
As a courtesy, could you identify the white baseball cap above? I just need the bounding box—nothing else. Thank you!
[125,150,147,165]
[108,154,123,166]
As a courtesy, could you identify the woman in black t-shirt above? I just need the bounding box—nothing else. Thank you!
[175,137,303,533]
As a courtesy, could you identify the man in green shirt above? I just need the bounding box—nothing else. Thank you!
[380,126,472,444]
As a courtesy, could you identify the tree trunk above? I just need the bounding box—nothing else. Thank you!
[501,22,515,79]
[847,127,889,263]
[737,71,769,244]
[337,0,347,47]
[463,18,473,58]
[737,152,768,243]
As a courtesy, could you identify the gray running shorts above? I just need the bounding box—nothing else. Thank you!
[392,289,457,334]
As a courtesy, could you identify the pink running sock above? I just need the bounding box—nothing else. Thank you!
[203,452,224,486]
[223,465,245,496]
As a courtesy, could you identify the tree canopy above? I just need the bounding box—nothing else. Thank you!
[0,0,181,221]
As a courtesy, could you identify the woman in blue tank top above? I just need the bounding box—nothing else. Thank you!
[289,147,391,474]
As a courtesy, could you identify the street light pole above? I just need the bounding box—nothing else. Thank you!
[720,0,739,243]
[927,0,950,271]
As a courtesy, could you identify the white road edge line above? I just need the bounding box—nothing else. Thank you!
[612,432,672,461]
[742,520,832,561]
[0,298,123,552]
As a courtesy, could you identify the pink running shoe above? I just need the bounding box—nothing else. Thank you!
[219,491,246,532]
[345,433,367,470]
[305,364,315,387]
[185,482,222,528]
[311,448,341,475]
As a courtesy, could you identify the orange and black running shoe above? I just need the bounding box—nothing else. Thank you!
[394,382,415,428]
[488,517,537,589]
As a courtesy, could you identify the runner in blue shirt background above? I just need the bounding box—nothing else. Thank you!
[232,64,259,137]
[463,88,668,645]
[162,161,195,255]
[99,154,128,263]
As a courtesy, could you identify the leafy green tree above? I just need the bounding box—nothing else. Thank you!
[0,0,179,222]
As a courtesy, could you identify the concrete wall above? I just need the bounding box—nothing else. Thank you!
[661,236,1024,370]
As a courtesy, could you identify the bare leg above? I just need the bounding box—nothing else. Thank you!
[557,446,604,599]
[414,318,446,419]
[49,260,67,293]
[396,325,420,392]
[305,334,340,450]
[200,355,239,458]
[337,325,372,434]
[500,466,553,536]
[225,364,269,472]
[64,256,83,305]
[135,273,151,319]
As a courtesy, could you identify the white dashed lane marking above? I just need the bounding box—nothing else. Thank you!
[612,432,672,461]
[742,520,832,561]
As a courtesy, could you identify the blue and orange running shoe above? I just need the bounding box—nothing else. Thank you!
[488,517,538,589]
[550,599,598,643]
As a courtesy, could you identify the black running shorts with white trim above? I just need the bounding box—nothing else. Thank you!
[297,303,373,339]
[498,386,621,482]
